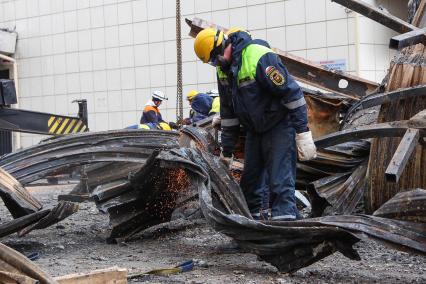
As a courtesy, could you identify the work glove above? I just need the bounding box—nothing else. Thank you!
[182,118,192,125]
[295,131,317,161]
[219,152,233,168]
[212,115,221,129]
[169,121,179,130]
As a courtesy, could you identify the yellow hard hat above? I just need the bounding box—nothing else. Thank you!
[194,28,224,63]
[158,122,172,131]
[186,90,198,101]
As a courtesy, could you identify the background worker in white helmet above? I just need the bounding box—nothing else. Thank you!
[140,90,169,129]
[193,27,317,221]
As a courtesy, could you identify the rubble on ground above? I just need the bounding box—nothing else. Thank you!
[1,3,426,279]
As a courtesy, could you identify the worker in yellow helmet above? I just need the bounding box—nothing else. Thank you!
[193,27,317,221]
[182,90,220,125]
[186,90,199,103]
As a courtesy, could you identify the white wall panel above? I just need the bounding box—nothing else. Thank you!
[0,0,401,146]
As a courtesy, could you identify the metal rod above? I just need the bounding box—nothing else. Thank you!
[314,121,425,149]
[186,17,379,99]
[176,0,183,122]
[358,85,426,109]
[332,0,417,34]
[385,128,420,183]
[389,27,426,50]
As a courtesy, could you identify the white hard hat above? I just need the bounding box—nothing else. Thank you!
[207,89,219,97]
[152,90,168,101]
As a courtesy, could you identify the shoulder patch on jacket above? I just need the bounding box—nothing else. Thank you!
[265,66,285,86]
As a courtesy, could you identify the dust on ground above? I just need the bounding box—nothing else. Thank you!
[1,184,425,284]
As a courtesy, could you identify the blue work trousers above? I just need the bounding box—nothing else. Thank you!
[240,120,297,220]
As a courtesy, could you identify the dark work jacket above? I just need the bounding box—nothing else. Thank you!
[140,101,164,125]
[217,32,308,155]
[191,93,213,123]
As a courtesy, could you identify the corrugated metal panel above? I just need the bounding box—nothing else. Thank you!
[0,130,12,155]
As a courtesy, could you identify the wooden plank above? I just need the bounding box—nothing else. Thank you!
[385,129,420,183]
[412,0,426,27]
[186,17,379,99]
[55,267,127,284]
[367,42,426,212]
[0,271,38,284]
[0,209,49,238]
[332,0,417,33]
[0,167,42,218]
[0,243,57,284]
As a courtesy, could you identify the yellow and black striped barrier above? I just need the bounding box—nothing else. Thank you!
[48,116,87,135]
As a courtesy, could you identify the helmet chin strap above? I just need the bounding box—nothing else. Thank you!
[215,34,231,69]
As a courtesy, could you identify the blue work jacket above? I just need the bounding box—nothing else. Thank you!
[217,32,308,155]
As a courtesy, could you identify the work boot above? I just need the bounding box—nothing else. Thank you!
[251,209,270,221]
[271,217,296,222]
[260,209,270,221]
[270,214,297,221]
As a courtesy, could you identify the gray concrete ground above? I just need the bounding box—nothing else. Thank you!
[1,184,425,284]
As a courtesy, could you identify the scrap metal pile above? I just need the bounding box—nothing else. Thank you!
[0,123,425,272]
[1,0,426,275]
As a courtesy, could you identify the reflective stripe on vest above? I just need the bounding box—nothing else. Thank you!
[216,44,273,87]
[221,118,240,127]
[284,97,306,110]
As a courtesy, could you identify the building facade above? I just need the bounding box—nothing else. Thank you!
[0,0,408,148]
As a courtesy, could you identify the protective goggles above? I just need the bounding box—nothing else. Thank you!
[208,30,226,67]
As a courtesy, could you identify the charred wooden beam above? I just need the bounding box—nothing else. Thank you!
[0,167,42,218]
[331,0,417,34]
[0,201,78,238]
[18,201,79,236]
[389,27,426,49]
[186,17,379,99]
[0,209,49,238]
[385,129,420,183]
